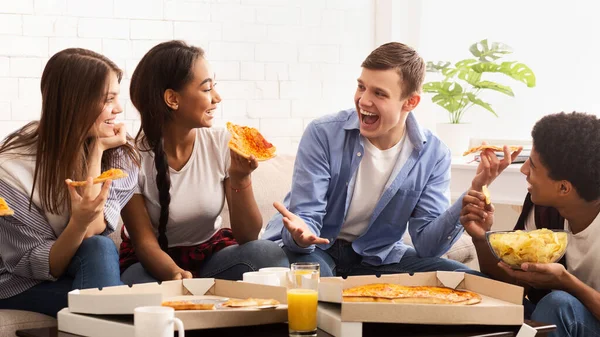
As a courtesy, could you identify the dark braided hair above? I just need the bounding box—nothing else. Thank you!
[129,40,205,251]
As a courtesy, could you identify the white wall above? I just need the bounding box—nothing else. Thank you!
[0,0,374,154]
[390,0,600,141]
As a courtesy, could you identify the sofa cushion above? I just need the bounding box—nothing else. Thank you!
[0,310,56,337]
[108,225,122,250]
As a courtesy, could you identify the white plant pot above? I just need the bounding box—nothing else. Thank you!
[436,123,472,157]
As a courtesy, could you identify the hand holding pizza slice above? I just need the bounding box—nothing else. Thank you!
[469,143,523,190]
[227,122,276,161]
[67,168,128,187]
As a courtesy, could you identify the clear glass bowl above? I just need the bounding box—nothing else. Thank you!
[485,229,568,269]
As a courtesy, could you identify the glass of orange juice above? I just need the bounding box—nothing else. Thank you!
[287,262,319,337]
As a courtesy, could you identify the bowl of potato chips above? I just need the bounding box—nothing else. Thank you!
[486,228,568,269]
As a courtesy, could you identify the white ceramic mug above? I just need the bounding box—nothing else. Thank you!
[259,267,290,287]
[134,306,185,337]
[242,271,279,286]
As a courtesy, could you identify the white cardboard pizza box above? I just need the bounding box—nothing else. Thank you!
[318,302,362,337]
[58,308,134,337]
[318,271,524,326]
[66,278,288,330]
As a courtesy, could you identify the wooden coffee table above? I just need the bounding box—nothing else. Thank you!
[17,320,555,337]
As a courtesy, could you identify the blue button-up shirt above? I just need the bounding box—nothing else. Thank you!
[262,109,464,266]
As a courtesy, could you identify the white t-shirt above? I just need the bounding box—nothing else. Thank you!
[525,209,600,291]
[131,128,231,248]
[338,133,411,242]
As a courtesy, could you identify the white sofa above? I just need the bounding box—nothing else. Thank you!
[0,154,477,336]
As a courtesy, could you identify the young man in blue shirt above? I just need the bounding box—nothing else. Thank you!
[262,42,520,277]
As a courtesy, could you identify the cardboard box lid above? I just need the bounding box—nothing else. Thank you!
[69,278,287,315]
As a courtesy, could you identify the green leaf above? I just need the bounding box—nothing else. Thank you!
[471,62,501,72]
[423,82,466,114]
[457,68,482,86]
[441,67,459,77]
[440,59,478,81]
[474,81,514,96]
[471,62,536,87]
[423,81,463,95]
[469,39,513,62]
[455,59,478,68]
[499,61,536,87]
[426,61,451,73]
[465,93,497,116]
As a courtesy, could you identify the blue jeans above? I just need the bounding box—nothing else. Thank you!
[122,240,290,284]
[0,236,122,317]
[283,239,478,277]
[530,290,600,337]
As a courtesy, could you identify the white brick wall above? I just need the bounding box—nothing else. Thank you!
[0,0,374,154]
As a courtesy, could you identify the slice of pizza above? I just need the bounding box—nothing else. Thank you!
[0,197,14,216]
[482,185,491,205]
[161,300,215,311]
[68,169,128,187]
[226,122,277,161]
[342,283,481,305]
[463,145,521,156]
[221,297,280,308]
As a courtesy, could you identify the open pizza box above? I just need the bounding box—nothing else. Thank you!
[64,278,288,330]
[318,271,524,326]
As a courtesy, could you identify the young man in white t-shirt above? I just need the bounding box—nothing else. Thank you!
[263,42,521,277]
[461,112,600,337]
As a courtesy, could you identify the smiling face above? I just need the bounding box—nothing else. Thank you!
[89,70,122,138]
[170,57,221,129]
[520,147,564,206]
[354,68,420,150]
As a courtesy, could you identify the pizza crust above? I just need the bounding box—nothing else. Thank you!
[343,296,480,305]
[161,300,215,311]
[221,298,280,308]
[342,283,481,305]
[68,169,128,187]
[0,197,14,216]
[462,145,521,157]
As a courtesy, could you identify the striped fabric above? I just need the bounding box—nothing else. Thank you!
[0,151,138,299]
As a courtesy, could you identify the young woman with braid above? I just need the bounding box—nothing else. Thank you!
[0,48,139,317]
[119,40,288,284]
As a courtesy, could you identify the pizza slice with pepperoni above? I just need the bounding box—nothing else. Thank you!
[227,122,276,161]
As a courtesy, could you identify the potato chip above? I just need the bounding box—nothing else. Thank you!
[488,229,567,267]
[482,185,491,205]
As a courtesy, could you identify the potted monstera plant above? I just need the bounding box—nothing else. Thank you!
[423,39,536,155]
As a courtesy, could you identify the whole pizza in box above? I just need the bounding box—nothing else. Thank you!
[342,283,481,305]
